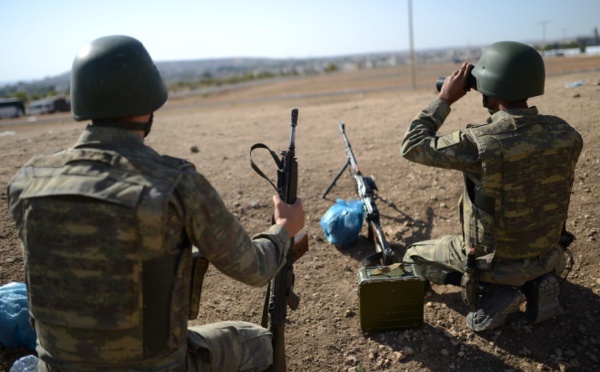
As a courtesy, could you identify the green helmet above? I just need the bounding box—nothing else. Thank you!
[70,35,168,121]
[472,41,545,101]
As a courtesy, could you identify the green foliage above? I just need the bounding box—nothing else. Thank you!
[1,83,59,103]
[536,41,587,52]
[325,63,338,73]
[13,91,28,102]
[166,68,294,93]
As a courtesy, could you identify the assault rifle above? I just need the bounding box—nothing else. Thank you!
[249,108,308,372]
[321,122,395,267]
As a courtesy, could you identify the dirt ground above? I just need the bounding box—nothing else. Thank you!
[1,56,599,372]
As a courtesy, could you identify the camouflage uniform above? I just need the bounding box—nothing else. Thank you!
[401,98,582,287]
[8,125,288,371]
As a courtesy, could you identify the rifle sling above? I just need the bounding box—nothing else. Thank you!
[249,143,282,329]
[261,281,271,328]
[249,143,281,192]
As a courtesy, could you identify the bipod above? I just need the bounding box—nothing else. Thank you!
[321,159,350,199]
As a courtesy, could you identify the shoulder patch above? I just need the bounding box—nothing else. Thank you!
[436,131,461,150]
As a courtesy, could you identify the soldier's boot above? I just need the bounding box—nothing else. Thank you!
[521,273,563,324]
[466,283,525,332]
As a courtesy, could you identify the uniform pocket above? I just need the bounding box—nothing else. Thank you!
[463,194,496,258]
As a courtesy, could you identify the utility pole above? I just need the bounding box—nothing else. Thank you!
[408,0,416,89]
[540,20,549,54]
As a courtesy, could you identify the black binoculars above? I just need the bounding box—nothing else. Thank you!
[435,73,477,92]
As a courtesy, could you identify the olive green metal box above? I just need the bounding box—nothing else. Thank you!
[357,264,425,332]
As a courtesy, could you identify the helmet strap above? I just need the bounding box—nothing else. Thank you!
[482,95,499,116]
[92,115,153,137]
[144,114,154,137]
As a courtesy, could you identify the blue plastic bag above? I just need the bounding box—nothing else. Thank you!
[10,355,38,372]
[320,199,365,248]
[0,282,36,349]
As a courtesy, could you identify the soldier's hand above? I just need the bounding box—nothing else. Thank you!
[273,194,305,238]
[438,62,473,106]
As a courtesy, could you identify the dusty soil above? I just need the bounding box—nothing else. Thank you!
[1,56,599,372]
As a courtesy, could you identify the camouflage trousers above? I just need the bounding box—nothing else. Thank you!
[402,235,566,287]
[186,321,272,372]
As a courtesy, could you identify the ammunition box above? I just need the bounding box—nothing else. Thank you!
[357,264,425,332]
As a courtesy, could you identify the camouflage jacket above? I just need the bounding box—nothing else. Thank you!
[7,125,290,371]
[402,98,583,260]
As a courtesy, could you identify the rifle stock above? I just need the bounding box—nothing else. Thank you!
[322,122,395,267]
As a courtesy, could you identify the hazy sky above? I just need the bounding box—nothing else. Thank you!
[1,0,598,83]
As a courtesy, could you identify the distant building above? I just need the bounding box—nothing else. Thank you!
[0,98,25,119]
[575,27,600,48]
[27,96,70,115]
